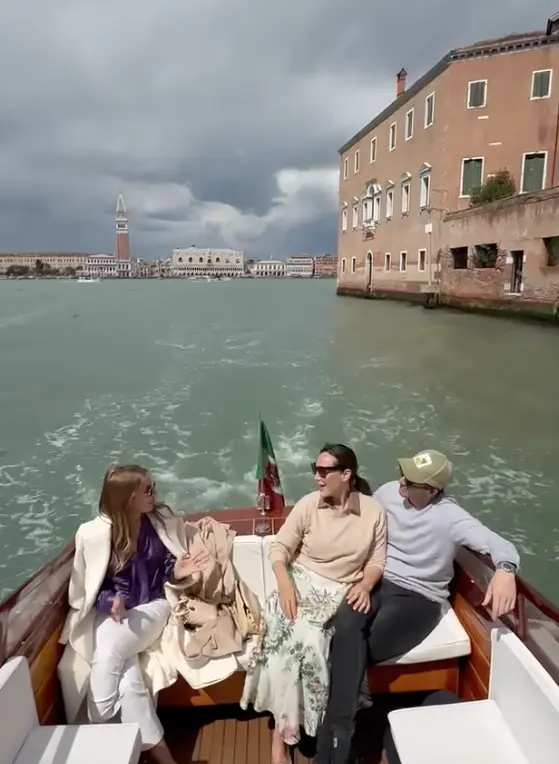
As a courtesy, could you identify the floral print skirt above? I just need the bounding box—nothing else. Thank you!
[240,563,348,744]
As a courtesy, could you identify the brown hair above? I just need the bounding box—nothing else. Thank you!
[318,443,372,495]
[99,464,163,573]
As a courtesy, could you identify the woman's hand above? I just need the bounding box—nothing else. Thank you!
[110,593,126,622]
[278,579,298,621]
[174,551,211,580]
[346,582,371,613]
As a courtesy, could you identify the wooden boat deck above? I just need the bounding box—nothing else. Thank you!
[159,704,387,764]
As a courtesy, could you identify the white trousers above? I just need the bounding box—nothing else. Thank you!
[88,598,170,750]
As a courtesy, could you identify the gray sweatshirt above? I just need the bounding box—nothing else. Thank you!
[373,480,520,603]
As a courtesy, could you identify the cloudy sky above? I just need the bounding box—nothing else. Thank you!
[0,1,555,258]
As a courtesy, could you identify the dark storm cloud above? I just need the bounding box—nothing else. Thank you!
[0,0,555,257]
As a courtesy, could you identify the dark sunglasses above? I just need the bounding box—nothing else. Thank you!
[311,462,342,477]
[402,476,429,490]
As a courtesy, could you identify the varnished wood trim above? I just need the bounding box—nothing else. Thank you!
[159,672,246,707]
[30,624,65,723]
[368,660,460,694]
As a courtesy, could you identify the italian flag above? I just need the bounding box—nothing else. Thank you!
[256,418,285,513]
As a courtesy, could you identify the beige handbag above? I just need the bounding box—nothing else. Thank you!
[230,580,261,639]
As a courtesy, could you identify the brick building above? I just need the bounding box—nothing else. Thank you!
[336,16,559,300]
[439,187,559,317]
[313,254,338,278]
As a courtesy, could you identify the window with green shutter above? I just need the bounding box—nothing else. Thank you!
[461,158,484,196]
[531,70,551,99]
[521,153,546,192]
[468,81,487,108]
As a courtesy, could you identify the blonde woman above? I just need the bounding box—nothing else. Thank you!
[58,465,208,764]
[241,444,387,764]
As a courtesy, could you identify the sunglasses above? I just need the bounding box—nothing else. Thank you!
[402,477,429,490]
[311,462,342,477]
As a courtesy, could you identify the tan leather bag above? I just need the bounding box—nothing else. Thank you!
[230,580,261,639]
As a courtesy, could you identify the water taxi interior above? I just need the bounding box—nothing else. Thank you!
[1,504,559,764]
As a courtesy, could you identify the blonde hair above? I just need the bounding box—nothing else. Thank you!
[99,464,155,573]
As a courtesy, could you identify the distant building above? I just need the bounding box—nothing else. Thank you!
[152,258,172,277]
[84,254,120,278]
[250,259,286,277]
[0,253,90,274]
[313,254,338,278]
[285,254,314,277]
[171,247,244,277]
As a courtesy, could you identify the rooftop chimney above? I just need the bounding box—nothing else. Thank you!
[396,68,407,97]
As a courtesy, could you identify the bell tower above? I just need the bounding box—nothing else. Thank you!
[115,193,130,261]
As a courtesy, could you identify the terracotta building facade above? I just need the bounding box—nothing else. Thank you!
[336,21,559,303]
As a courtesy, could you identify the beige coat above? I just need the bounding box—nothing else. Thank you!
[57,510,185,722]
[58,512,245,722]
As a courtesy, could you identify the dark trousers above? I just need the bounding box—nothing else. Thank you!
[314,579,441,764]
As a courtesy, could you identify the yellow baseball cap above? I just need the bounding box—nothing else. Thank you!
[397,450,452,490]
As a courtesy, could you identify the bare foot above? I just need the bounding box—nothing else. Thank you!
[146,739,178,764]
[271,728,290,764]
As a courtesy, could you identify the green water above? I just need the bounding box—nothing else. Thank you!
[1,279,558,601]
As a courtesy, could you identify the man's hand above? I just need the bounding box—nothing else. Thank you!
[346,582,371,613]
[110,593,125,622]
[482,569,517,620]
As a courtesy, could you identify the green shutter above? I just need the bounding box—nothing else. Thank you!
[533,71,551,99]
[523,154,545,192]
[462,159,483,195]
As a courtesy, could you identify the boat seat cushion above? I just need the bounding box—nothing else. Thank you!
[382,602,470,664]
[14,724,142,764]
[261,537,470,664]
[0,657,141,764]
[232,535,266,604]
[388,629,559,764]
[388,699,527,764]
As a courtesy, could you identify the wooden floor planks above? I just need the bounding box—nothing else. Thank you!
[160,705,386,764]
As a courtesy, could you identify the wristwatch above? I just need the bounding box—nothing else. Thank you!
[496,561,517,574]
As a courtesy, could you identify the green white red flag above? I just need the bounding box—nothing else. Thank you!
[255,418,285,513]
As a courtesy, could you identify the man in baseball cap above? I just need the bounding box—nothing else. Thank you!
[315,447,519,764]
[398,449,452,489]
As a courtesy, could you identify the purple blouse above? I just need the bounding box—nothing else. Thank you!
[96,515,176,612]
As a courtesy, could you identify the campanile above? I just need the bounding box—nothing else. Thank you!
[115,193,130,261]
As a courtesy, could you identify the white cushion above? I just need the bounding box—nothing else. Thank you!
[232,535,266,604]
[388,629,559,764]
[489,628,559,762]
[383,602,471,664]
[0,657,39,764]
[388,699,527,764]
[259,538,470,666]
[15,724,142,764]
[262,535,277,599]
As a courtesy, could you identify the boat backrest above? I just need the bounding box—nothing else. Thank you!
[0,656,39,764]
[489,627,559,761]
[262,535,277,596]
[232,535,266,605]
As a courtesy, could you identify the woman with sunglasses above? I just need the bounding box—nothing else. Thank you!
[241,443,386,764]
[58,465,209,764]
